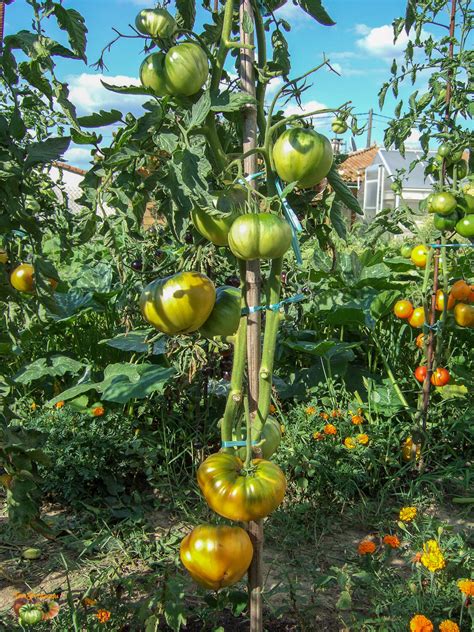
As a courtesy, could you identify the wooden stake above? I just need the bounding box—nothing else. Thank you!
[239,0,263,630]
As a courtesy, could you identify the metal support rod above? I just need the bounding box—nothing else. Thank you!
[366,108,373,148]
[421,243,440,432]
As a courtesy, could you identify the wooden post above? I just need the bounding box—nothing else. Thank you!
[0,2,6,49]
[239,0,263,630]
[366,108,373,148]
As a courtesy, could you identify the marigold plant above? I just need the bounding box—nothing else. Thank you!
[420,539,445,573]
[92,406,105,417]
[357,433,369,445]
[409,614,433,632]
[351,414,363,425]
[312,431,324,441]
[323,423,337,435]
[344,437,356,449]
[54,401,65,409]
[399,506,417,522]
[439,621,460,632]
[96,609,111,623]
[383,535,400,548]
[319,411,329,420]
[457,578,474,596]
[358,540,376,555]
[305,406,316,415]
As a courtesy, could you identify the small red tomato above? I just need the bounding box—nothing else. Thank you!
[414,366,427,383]
[431,367,450,386]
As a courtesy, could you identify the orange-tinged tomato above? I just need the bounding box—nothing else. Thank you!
[197,452,286,522]
[414,366,427,382]
[415,333,425,348]
[408,307,426,328]
[140,271,216,334]
[180,524,253,590]
[435,289,455,311]
[393,299,414,319]
[431,367,450,386]
[450,279,471,301]
[467,285,474,304]
[454,302,474,327]
[410,244,429,268]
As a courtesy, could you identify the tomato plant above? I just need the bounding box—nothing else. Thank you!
[393,299,414,319]
[180,524,253,590]
[191,187,246,246]
[455,214,474,238]
[454,303,474,327]
[236,416,282,460]
[410,245,429,268]
[135,8,176,39]
[414,366,427,382]
[430,192,457,216]
[431,367,450,386]
[331,118,347,134]
[140,52,169,96]
[408,307,426,328]
[228,214,292,260]
[435,290,455,311]
[272,128,333,188]
[164,43,209,97]
[197,452,286,521]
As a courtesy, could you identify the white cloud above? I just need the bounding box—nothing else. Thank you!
[354,23,371,35]
[356,25,408,58]
[405,128,421,150]
[330,51,360,60]
[266,77,284,98]
[67,73,145,115]
[63,147,93,170]
[283,99,329,126]
[329,62,342,75]
[275,2,312,25]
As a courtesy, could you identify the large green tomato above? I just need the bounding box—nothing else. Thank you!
[433,212,458,231]
[140,53,168,96]
[228,213,291,260]
[197,452,286,521]
[135,8,176,39]
[448,160,467,180]
[430,191,457,215]
[180,524,253,590]
[236,416,282,460]
[164,43,208,97]
[272,128,333,188]
[199,286,241,338]
[140,271,216,334]
[19,604,43,625]
[191,187,246,246]
[331,118,348,134]
[437,143,451,158]
[455,214,474,238]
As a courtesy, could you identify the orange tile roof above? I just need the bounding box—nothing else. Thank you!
[337,145,378,182]
[52,161,87,176]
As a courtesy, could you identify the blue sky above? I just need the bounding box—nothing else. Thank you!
[5,0,451,168]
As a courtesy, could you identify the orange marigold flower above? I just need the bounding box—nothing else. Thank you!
[457,579,474,596]
[312,431,324,441]
[30,402,37,411]
[269,404,276,414]
[54,401,65,409]
[319,412,329,420]
[412,552,422,563]
[358,540,376,555]
[305,406,316,415]
[323,423,337,435]
[331,409,342,418]
[420,539,445,573]
[92,406,105,417]
[357,433,369,445]
[344,437,356,449]
[399,506,417,522]
[439,621,460,632]
[409,614,433,632]
[383,535,400,549]
[96,609,111,623]
[351,414,363,425]
[82,597,97,607]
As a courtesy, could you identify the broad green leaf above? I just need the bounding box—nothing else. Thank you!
[297,0,335,25]
[211,91,257,113]
[329,199,347,240]
[189,91,211,129]
[327,167,363,215]
[370,290,399,320]
[52,5,87,60]
[25,136,71,167]
[336,590,352,610]
[78,110,123,128]
[14,355,85,384]
[101,80,153,96]
[175,0,196,30]
[18,61,52,99]
[100,365,175,404]
[100,331,167,355]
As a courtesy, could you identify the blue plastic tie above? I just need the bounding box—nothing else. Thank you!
[221,440,258,448]
[275,178,303,265]
[423,322,440,332]
[242,292,306,315]
[429,242,474,248]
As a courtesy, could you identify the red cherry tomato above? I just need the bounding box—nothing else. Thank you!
[431,367,450,387]
[414,366,427,383]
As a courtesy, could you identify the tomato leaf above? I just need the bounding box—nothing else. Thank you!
[296,0,335,26]
[77,109,123,128]
[189,91,211,129]
[175,0,196,31]
[24,136,70,167]
[101,80,154,96]
[13,356,84,385]
[211,91,257,113]
[329,199,347,240]
[327,167,363,215]
[52,5,88,61]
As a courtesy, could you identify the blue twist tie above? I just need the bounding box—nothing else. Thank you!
[275,178,303,265]
[423,322,440,332]
[242,292,306,315]
[221,440,258,448]
[237,170,266,187]
[429,242,474,248]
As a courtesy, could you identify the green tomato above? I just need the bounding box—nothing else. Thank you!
[191,187,246,246]
[140,52,168,96]
[463,192,474,212]
[437,143,451,158]
[447,160,467,180]
[164,43,209,97]
[400,244,413,258]
[236,417,282,460]
[272,128,333,188]
[425,192,435,212]
[22,547,41,560]
[199,286,241,338]
[331,118,348,134]
[455,214,474,238]
[19,604,43,625]
[228,213,292,260]
[433,212,458,231]
[135,8,176,39]
[430,191,457,215]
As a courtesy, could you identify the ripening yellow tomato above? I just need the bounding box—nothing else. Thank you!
[415,333,425,348]
[450,279,471,301]
[180,524,253,590]
[10,263,57,293]
[435,289,455,311]
[393,299,414,319]
[197,452,286,522]
[410,244,429,268]
[454,302,474,327]
[408,306,426,328]
[402,437,420,462]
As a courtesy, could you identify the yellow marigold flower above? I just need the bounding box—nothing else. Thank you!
[312,431,324,441]
[402,436,421,462]
[305,406,316,415]
[344,437,356,449]
[351,414,363,425]
[457,579,474,596]
[54,401,65,409]
[420,539,445,573]
[358,540,376,555]
[323,423,337,435]
[82,597,97,607]
[409,614,433,632]
[357,433,369,445]
[439,621,460,632]
[319,412,329,420]
[280,424,285,434]
[30,402,37,411]
[399,506,417,522]
[383,535,400,548]
[92,406,105,417]
[331,408,341,418]
[269,404,276,414]
[96,609,111,623]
